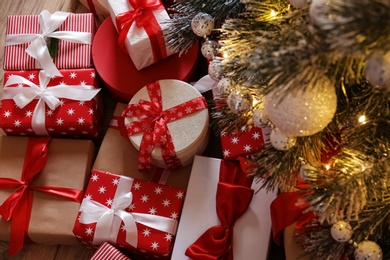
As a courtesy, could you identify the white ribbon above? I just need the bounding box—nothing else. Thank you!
[2,70,100,136]
[6,10,92,77]
[79,176,178,246]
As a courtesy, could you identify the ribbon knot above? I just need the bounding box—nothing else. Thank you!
[2,70,100,136]
[5,10,92,77]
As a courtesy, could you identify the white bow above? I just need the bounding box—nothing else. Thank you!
[79,176,178,246]
[6,10,92,77]
[2,71,100,136]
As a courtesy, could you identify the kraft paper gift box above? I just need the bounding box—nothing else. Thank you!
[73,169,185,259]
[3,10,95,78]
[122,79,209,171]
[107,0,176,70]
[171,155,278,260]
[0,69,101,139]
[0,136,95,256]
[91,242,132,260]
[93,102,194,190]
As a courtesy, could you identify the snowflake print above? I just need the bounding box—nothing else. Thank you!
[59,100,65,106]
[170,212,178,219]
[3,111,11,118]
[165,233,173,241]
[59,81,67,86]
[231,137,239,144]
[252,132,261,140]
[46,110,54,116]
[185,107,193,114]
[77,117,85,124]
[70,72,77,79]
[112,178,120,186]
[68,127,76,131]
[13,120,21,127]
[162,199,170,207]
[25,110,33,117]
[150,241,159,250]
[85,227,94,236]
[67,108,75,115]
[85,194,92,200]
[141,195,149,202]
[106,198,113,206]
[243,144,252,152]
[133,182,141,190]
[127,203,135,211]
[79,101,85,106]
[88,108,94,115]
[80,80,87,86]
[155,186,163,194]
[56,118,64,125]
[90,71,95,78]
[28,73,35,80]
[91,174,99,181]
[98,186,106,194]
[143,228,151,237]
[223,150,231,157]
[176,191,184,199]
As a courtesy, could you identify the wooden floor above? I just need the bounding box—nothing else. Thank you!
[0,0,101,259]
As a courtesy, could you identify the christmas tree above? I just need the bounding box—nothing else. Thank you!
[167,0,390,259]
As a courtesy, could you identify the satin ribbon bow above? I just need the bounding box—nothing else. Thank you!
[185,160,254,260]
[5,10,92,77]
[0,137,84,256]
[115,0,166,61]
[2,70,100,136]
[121,81,207,172]
[79,170,178,247]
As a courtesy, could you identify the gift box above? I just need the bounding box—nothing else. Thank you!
[92,18,199,103]
[122,80,209,171]
[79,0,110,22]
[171,155,278,259]
[93,102,193,190]
[107,0,175,70]
[0,136,95,256]
[220,125,271,160]
[3,11,95,77]
[73,169,185,259]
[91,242,131,260]
[0,69,101,139]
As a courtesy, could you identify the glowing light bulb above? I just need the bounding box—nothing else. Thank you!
[270,10,277,17]
[325,164,331,170]
[358,115,367,124]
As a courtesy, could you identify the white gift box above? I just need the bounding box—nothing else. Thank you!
[107,0,176,70]
[171,155,278,259]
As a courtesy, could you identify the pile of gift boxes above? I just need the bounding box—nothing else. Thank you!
[0,1,278,259]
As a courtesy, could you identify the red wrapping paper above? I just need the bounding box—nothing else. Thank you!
[3,13,95,71]
[91,242,131,260]
[73,170,185,259]
[0,69,101,139]
[220,125,271,160]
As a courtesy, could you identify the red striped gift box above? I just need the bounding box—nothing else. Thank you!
[91,242,131,260]
[3,13,95,71]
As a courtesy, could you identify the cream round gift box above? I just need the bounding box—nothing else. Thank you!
[124,79,209,169]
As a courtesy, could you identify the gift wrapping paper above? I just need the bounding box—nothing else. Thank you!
[93,102,193,189]
[79,0,110,22]
[107,0,176,70]
[0,136,95,255]
[0,69,101,139]
[171,155,278,260]
[73,169,185,259]
[3,12,95,73]
[91,242,131,260]
[220,125,271,160]
[123,80,209,171]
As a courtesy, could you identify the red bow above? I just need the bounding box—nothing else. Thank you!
[122,81,207,172]
[0,138,84,256]
[115,0,166,61]
[185,161,254,260]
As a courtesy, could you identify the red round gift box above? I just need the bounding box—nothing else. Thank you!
[92,18,199,103]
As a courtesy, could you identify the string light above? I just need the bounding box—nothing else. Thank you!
[358,115,367,124]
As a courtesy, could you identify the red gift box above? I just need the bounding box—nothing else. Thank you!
[91,242,131,260]
[73,169,185,259]
[0,69,101,139]
[3,11,95,77]
[92,18,199,103]
[220,125,271,160]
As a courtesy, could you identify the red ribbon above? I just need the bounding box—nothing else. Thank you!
[0,138,84,256]
[115,0,167,62]
[122,81,207,172]
[185,160,254,260]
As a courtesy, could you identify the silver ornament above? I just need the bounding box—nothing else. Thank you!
[252,107,268,127]
[330,221,353,243]
[213,77,232,97]
[299,163,319,182]
[270,128,297,151]
[264,77,337,137]
[201,40,219,60]
[290,0,310,8]
[226,90,252,114]
[354,241,383,260]
[364,51,390,90]
[191,12,215,37]
[208,59,223,81]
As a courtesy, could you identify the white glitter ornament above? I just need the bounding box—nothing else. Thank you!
[191,12,215,37]
[212,77,232,97]
[290,0,310,8]
[330,221,352,243]
[264,77,337,137]
[208,59,223,81]
[270,128,297,151]
[226,90,252,114]
[252,107,268,127]
[354,241,383,260]
[299,163,319,182]
[201,40,219,60]
[364,51,390,90]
